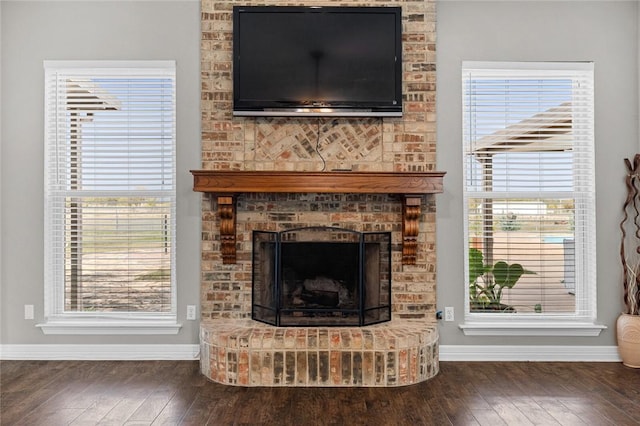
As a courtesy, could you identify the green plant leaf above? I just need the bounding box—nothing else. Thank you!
[468,248,487,284]
[492,261,524,289]
[468,248,534,307]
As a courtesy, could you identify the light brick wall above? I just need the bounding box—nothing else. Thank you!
[200,0,437,321]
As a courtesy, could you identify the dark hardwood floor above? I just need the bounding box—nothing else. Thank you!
[1,360,639,425]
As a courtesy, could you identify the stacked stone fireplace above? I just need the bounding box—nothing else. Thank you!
[198,0,439,386]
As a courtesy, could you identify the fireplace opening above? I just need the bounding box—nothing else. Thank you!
[252,227,391,326]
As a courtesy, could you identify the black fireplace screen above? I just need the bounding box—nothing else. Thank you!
[252,227,392,326]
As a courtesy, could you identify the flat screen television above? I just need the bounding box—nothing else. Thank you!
[232,6,403,117]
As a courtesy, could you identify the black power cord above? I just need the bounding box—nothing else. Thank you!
[315,117,327,172]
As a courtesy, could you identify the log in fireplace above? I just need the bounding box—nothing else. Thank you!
[252,227,391,327]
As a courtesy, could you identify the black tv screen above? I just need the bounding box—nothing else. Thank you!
[232,6,403,117]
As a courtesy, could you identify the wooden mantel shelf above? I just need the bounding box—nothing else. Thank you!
[190,170,445,265]
[191,170,445,195]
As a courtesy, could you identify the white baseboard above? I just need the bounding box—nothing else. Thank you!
[439,345,622,362]
[0,344,200,360]
[1,344,621,362]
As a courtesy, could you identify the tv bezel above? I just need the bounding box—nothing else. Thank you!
[232,5,403,118]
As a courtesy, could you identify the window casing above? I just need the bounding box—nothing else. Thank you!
[41,61,179,334]
[461,62,603,336]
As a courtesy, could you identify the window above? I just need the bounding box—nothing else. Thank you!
[41,61,179,334]
[461,62,604,336]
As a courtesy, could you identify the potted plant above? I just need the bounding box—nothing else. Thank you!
[617,155,640,368]
[468,248,534,312]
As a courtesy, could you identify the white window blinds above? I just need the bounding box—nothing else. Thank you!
[44,61,176,318]
[462,62,596,321]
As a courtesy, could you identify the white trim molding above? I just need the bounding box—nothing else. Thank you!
[459,321,607,337]
[1,344,621,363]
[36,319,182,335]
[439,345,622,362]
[0,344,200,360]
[2,0,198,3]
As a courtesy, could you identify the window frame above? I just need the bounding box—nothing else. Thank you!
[39,60,180,335]
[459,61,604,337]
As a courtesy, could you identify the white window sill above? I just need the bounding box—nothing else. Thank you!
[37,318,182,335]
[459,320,606,337]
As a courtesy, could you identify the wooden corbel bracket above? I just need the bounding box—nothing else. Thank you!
[402,196,423,265]
[215,195,237,264]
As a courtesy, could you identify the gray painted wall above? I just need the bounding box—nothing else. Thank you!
[436,1,639,346]
[1,0,638,352]
[0,0,202,345]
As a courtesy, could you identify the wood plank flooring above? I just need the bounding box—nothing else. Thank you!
[1,360,639,425]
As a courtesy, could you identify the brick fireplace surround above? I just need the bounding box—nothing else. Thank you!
[198,0,440,387]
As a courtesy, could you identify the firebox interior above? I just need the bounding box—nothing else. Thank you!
[252,227,391,326]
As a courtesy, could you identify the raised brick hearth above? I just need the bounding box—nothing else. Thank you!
[199,0,439,387]
[201,319,438,387]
